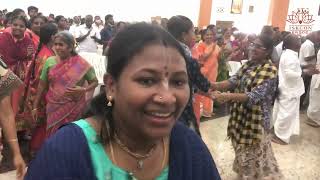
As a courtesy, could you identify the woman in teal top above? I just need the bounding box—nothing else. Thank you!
[74,119,168,180]
[25,23,221,180]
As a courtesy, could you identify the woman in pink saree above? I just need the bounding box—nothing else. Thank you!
[32,31,98,137]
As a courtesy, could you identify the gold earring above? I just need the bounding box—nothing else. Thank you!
[107,96,113,107]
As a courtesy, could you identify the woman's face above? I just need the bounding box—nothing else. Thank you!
[224,30,231,39]
[11,19,26,39]
[53,37,72,59]
[106,44,190,140]
[31,17,45,35]
[58,18,67,29]
[117,23,126,32]
[248,39,268,61]
[204,30,214,44]
[182,27,195,48]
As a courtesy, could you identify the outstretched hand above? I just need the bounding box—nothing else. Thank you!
[13,154,26,180]
[210,91,228,104]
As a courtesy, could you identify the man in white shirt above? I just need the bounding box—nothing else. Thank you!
[75,15,101,53]
[306,50,320,127]
[69,16,81,38]
[272,34,304,145]
[93,16,104,32]
[299,31,320,109]
[275,41,283,58]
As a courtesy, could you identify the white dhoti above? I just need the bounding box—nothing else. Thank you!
[273,96,300,143]
[307,74,320,125]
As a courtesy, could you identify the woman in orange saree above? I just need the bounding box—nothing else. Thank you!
[32,31,98,137]
[25,23,58,153]
[195,28,220,117]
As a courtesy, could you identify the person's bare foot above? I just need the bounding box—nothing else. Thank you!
[271,134,288,145]
[305,118,320,128]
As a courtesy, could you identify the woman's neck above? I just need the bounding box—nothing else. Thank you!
[115,127,160,155]
[112,115,162,155]
[251,58,268,65]
[33,30,40,36]
[59,55,71,61]
[205,41,212,45]
[13,34,24,40]
[47,41,54,50]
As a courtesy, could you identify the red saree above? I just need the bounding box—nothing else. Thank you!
[27,29,40,48]
[25,45,54,152]
[45,55,91,137]
[0,30,35,130]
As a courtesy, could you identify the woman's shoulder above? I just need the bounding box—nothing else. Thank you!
[38,46,54,58]
[44,56,58,65]
[170,122,208,152]
[0,59,8,73]
[0,60,23,100]
[169,122,221,179]
[25,123,95,179]
[44,123,87,149]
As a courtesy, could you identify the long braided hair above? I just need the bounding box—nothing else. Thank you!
[31,23,58,79]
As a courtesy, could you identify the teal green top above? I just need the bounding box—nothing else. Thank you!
[40,56,96,83]
[73,119,169,180]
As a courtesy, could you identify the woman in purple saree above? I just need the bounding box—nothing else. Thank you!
[32,32,98,137]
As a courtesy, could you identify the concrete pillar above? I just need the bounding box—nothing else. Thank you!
[267,0,290,31]
[198,0,213,29]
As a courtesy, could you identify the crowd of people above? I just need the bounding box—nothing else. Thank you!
[0,5,319,180]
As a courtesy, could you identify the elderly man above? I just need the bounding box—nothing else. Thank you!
[75,15,101,53]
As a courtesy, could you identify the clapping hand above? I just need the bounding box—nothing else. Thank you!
[316,64,320,73]
[303,64,320,76]
[27,45,34,58]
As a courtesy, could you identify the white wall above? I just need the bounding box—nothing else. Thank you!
[210,0,271,34]
[4,0,200,24]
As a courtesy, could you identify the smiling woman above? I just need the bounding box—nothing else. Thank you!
[25,23,221,180]
[0,15,36,131]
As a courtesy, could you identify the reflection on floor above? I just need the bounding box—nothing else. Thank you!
[201,113,320,180]
[1,113,319,180]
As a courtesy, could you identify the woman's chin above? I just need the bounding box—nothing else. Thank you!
[144,122,175,140]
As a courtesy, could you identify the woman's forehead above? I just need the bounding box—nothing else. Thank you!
[127,44,186,71]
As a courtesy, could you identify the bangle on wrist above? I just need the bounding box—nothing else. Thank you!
[32,108,38,111]
[223,93,229,102]
[7,138,18,142]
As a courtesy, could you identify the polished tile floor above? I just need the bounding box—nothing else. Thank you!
[1,113,319,180]
[201,113,320,180]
